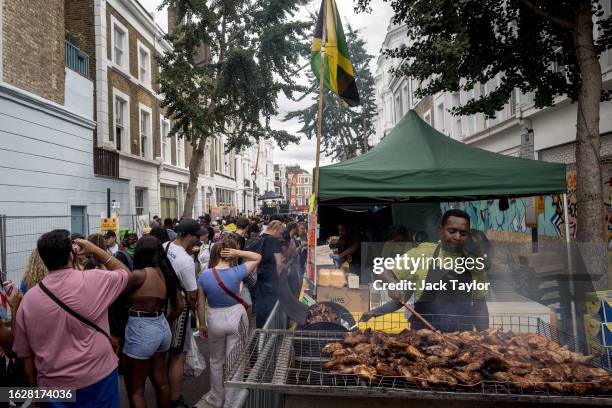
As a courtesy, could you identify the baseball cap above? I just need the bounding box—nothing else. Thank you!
[175,218,206,236]
[103,230,116,239]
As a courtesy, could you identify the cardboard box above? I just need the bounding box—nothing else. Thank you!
[317,285,370,312]
[347,273,360,289]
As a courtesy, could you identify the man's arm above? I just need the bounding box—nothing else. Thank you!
[196,287,207,338]
[167,287,184,322]
[23,356,37,386]
[0,321,11,350]
[74,239,144,291]
[274,253,283,277]
[339,241,359,259]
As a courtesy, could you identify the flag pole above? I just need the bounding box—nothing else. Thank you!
[314,0,326,201]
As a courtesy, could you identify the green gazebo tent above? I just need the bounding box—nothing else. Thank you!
[318,110,566,203]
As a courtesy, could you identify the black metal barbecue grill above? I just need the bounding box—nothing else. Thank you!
[225,315,612,406]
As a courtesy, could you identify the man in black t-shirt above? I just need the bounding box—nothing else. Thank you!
[252,220,284,327]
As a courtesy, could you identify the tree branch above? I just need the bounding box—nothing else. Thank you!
[518,0,576,30]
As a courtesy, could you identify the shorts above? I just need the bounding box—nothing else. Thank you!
[123,314,171,359]
[46,369,119,407]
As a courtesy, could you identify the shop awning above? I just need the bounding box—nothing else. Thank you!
[318,110,566,203]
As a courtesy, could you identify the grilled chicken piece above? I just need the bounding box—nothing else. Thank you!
[428,368,458,388]
[563,382,594,395]
[416,329,443,342]
[367,329,388,345]
[507,366,531,376]
[462,361,483,372]
[335,364,356,374]
[540,366,566,382]
[426,345,457,358]
[588,367,610,379]
[398,365,429,388]
[376,362,399,376]
[492,371,513,382]
[353,343,374,354]
[426,355,449,367]
[405,345,425,360]
[514,373,546,390]
[458,331,480,344]
[322,342,343,355]
[332,348,350,358]
[353,364,377,381]
[556,347,593,364]
[343,332,368,346]
[454,351,472,364]
[525,334,549,349]
[547,341,561,352]
[451,370,482,386]
[385,339,411,350]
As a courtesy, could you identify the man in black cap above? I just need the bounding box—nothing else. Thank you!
[164,218,203,408]
[104,230,119,255]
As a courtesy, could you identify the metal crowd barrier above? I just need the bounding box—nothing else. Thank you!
[234,301,286,408]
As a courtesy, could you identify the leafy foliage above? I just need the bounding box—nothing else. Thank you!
[284,24,377,161]
[353,0,612,118]
[158,0,311,150]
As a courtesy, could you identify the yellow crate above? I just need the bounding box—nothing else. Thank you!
[351,311,410,334]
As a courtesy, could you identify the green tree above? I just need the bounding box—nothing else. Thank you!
[284,24,377,161]
[355,0,612,253]
[158,0,309,217]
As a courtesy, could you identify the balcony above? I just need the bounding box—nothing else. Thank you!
[94,147,119,178]
[64,41,90,79]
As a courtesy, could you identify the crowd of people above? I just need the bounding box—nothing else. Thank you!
[0,213,309,408]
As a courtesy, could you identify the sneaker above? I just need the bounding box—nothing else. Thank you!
[171,396,190,408]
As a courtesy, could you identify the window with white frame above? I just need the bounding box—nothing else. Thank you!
[394,94,402,123]
[112,18,128,69]
[176,136,185,167]
[435,102,445,133]
[113,89,129,151]
[160,117,171,163]
[402,84,410,115]
[139,105,152,159]
[137,41,151,86]
[135,187,146,215]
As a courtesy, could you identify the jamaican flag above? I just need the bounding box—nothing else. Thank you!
[311,0,360,107]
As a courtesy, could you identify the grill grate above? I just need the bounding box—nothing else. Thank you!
[225,315,612,404]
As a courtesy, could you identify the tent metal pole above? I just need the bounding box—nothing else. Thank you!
[563,193,578,343]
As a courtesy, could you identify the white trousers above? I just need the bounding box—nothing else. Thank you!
[206,303,248,408]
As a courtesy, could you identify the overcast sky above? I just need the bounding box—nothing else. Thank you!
[140,0,393,172]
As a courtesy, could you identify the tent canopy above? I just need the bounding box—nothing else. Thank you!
[318,110,566,203]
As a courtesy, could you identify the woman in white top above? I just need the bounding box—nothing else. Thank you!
[197,227,214,272]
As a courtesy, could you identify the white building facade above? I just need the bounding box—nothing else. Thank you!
[373,10,612,242]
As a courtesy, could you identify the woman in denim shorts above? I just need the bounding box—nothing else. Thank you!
[123,236,184,408]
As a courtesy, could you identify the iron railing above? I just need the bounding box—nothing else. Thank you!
[64,40,90,79]
[94,146,120,178]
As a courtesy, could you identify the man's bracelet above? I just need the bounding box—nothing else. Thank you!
[103,254,113,266]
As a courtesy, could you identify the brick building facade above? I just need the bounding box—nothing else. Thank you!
[2,0,65,104]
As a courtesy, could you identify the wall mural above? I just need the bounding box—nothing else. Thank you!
[442,167,612,242]
[441,198,527,233]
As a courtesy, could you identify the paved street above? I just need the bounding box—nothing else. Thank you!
[119,337,211,407]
